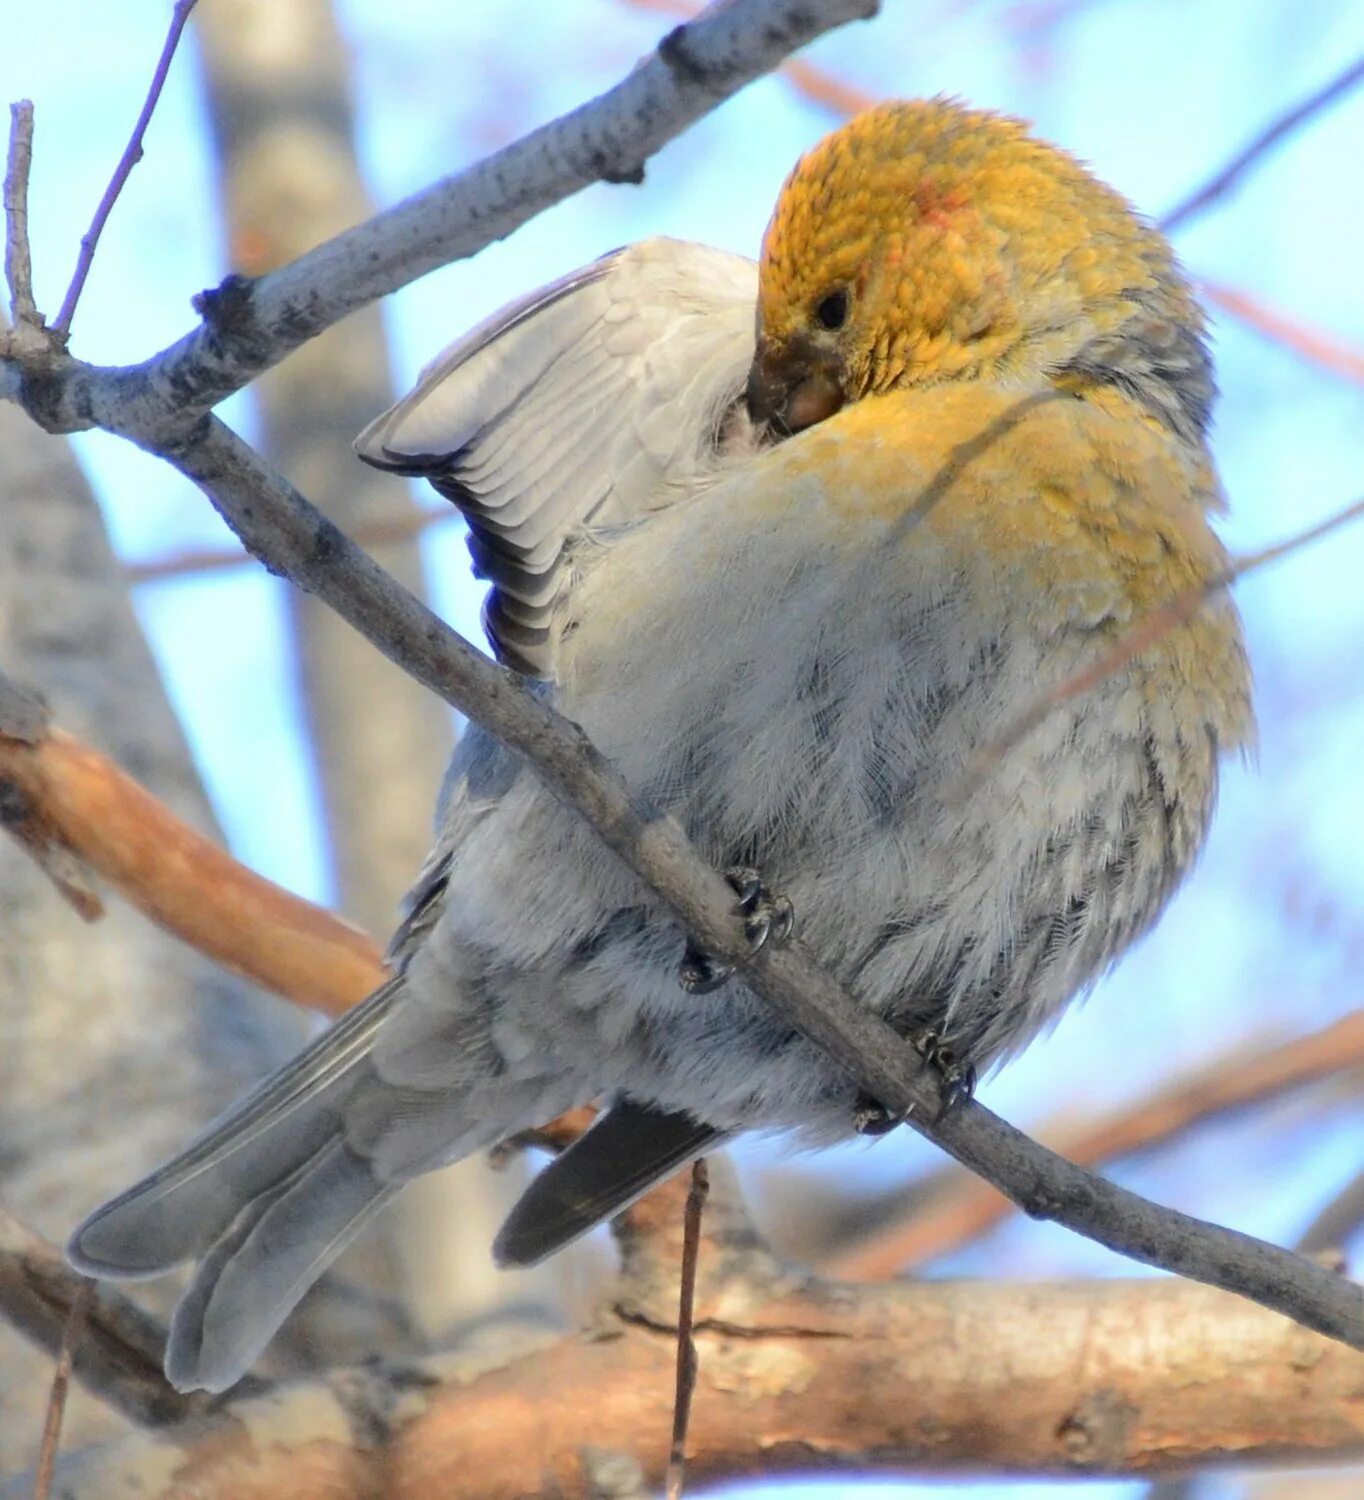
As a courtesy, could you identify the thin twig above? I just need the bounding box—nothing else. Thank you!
[4,100,37,324]
[1200,279,1364,386]
[0,1204,213,1427]
[664,1159,709,1500]
[1160,54,1364,234]
[52,0,201,337]
[1300,1166,1364,1260]
[33,1279,92,1500]
[963,491,1364,796]
[827,1010,1364,1280]
[124,507,455,585]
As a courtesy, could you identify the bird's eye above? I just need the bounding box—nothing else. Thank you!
[814,288,849,331]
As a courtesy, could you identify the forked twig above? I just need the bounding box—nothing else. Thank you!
[664,1158,709,1500]
[52,0,201,336]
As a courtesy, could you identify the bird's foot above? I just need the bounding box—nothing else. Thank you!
[678,866,795,994]
[913,1029,977,1123]
[852,1031,976,1135]
[852,1092,906,1136]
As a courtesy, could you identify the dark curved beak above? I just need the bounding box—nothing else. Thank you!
[745,337,845,438]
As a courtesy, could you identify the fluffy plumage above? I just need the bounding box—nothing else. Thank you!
[69,99,1252,1393]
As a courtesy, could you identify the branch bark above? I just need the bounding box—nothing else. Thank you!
[0,695,385,1015]
[0,1207,211,1431]
[14,1274,1364,1499]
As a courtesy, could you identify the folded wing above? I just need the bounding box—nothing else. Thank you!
[355,237,759,677]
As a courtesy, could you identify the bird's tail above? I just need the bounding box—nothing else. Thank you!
[68,978,404,1393]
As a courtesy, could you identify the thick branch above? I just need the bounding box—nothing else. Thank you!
[21,0,877,442]
[0,693,384,1015]
[15,1277,1364,1499]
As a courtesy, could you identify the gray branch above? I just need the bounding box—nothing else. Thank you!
[18,0,878,443]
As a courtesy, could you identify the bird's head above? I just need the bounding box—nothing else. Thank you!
[748,98,1210,442]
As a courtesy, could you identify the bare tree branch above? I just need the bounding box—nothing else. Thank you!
[1200,279,1364,386]
[663,1159,708,1500]
[0,679,386,1016]
[1302,1169,1364,1260]
[623,0,877,113]
[31,1280,90,1500]
[122,508,454,585]
[3,102,36,325]
[0,1207,213,1430]
[50,0,202,337]
[14,1274,1364,1498]
[1159,54,1364,234]
[22,0,878,441]
[826,1011,1364,1280]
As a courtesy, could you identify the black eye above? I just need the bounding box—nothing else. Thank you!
[814,288,849,331]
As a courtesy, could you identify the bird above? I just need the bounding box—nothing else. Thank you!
[68,97,1253,1393]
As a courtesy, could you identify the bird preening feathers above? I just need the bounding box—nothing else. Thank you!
[69,98,1252,1393]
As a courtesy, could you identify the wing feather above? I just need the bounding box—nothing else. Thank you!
[356,237,759,676]
[494,1100,728,1268]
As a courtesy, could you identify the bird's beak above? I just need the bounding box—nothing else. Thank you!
[746,336,845,437]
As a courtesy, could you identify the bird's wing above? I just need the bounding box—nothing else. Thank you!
[493,1099,729,1267]
[355,236,759,677]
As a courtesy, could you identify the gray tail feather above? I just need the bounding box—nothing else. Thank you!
[68,976,403,1279]
[67,978,407,1391]
[165,1137,396,1393]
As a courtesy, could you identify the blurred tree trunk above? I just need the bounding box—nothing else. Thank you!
[191,0,562,1345]
[0,402,308,1475]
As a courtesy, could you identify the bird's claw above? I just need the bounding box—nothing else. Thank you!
[912,1029,977,1123]
[851,1033,975,1135]
[852,1092,907,1136]
[730,865,795,952]
[678,948,733,994]
[677,866,795,994]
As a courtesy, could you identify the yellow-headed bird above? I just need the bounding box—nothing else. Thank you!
[70,99,1252,1393]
